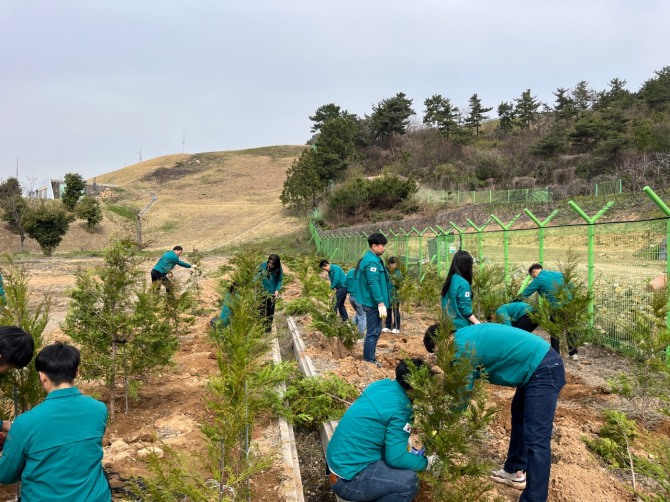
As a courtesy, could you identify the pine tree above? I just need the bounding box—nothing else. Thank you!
[464,94,493,137]
[514,89,542,129]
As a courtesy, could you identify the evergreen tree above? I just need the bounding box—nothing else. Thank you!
[514,89,542,129]
[496,101,516,134]
[280,149,326,209]
[423,94,459,138]
[572,80,595,116]
[464,93,492,137]
[22,201,74,256]
[370,92,415,152]
[75,195,103,230]
[553,87,577,121]
[309,103,343,133]
[0,177,28,252]
[61,172,86,211]
[595,77,635,110]
[62,239,180,420]
[639,66,670,112]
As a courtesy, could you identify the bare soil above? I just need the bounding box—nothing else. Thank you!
[292,302,668,502]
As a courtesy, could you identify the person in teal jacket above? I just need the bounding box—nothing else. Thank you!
[356,233,391,366]
[150,245,193,295]
[495,301,537,332]
[522,263,578,358]
[319,260,348,322]
[440,250,482,330]
[210,283,236,329]
[0,342,110,501]
[424,323,565,502]
[0,271,6,305]
[326,358,434,502]
[384,256,403,334]
[346,268,366,335]
[257,254,283,333]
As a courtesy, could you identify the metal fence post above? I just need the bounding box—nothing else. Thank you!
[490,213,522,286]
[643,186,670,327]
[523,208,560,266]
[466,217,491,268]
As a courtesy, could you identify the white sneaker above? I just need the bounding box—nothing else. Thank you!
[381,328,391,333]
[391,329,399,334]
[490,469,526,490]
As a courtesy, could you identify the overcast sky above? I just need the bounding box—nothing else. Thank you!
[1,1,668,183]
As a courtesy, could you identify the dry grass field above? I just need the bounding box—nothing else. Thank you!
[0,145,308,255]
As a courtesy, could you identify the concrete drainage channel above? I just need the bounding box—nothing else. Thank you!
[271,316,345,502]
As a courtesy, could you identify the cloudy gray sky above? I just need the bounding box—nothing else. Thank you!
[1,0,668,183]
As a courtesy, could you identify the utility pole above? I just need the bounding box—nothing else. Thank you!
[16,157,19,178]
[182,132,185,153]
[138,149,142,163]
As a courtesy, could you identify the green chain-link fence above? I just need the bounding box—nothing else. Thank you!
[309,187,670,351]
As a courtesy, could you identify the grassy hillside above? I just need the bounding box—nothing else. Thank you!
[1,146,308,255]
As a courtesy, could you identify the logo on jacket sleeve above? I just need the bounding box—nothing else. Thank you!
[370,267,377,273]
[403,423,412,433]
[464,292,470,298]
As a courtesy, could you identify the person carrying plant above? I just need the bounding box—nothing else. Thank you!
[326,358,435,502]
[0,342,110,501]
[150,245,194,295]
[494,300,537,332]
[382,256,403,334]
[521,263,578,359]
[319,259,348,322]
[346,267,366,335]
[424,323,565,502]
[257,254,283,333]
[356,233,391,367]
[440,250,482,329]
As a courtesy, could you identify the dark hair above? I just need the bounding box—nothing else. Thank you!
[423,324,440,353]
[267,254,282,278]
[528,263,543,275]
[228,282,237,294]
[367,233,388,247]
[319,259,329,269]
[173,246,183,251]
[35,342,80,385]
[395,358,427,391]
[388,256,398,265]
[0,326,35,369]
[441,250,474,297]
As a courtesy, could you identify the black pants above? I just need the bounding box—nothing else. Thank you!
[385,302,401,331]
[151,269,172,295]
[334,287,349,321]
[511,314,538,333]
[260,296,276,333]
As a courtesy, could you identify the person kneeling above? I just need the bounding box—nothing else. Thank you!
[0,342,111,502]
[325,358,435,502]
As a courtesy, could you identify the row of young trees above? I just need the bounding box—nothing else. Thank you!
[281,66,670,218]
[0,173,103,255]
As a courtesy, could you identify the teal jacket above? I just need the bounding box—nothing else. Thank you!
[495,302,533,326]
[521,270,567,307]
[327,264,347,289]
[441,274,474,329]
[346,269,359,301]
[454,324,550,390]
[356,250,391,308]
[326,379,427,480]
[218,291,234,327]
[258,262,284,294]
[0,387,110,502]
[0,272,5,304]
[389,269,403,303]
[152,250,191,274]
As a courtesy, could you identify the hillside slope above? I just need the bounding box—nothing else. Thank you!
[1,146,307,254]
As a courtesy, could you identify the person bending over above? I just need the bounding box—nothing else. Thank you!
[150,245,194,295]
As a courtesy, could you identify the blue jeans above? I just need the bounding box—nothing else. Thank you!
[332,460,418,502]
[349,297,367,334]
[504,349,565,502]
[335,287,349,321]
[363,305,382,362]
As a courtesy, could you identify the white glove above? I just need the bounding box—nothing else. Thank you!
[426,454,438,470]
[378,304,387,319]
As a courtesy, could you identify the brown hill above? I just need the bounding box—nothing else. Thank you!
[1,146,307,254]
